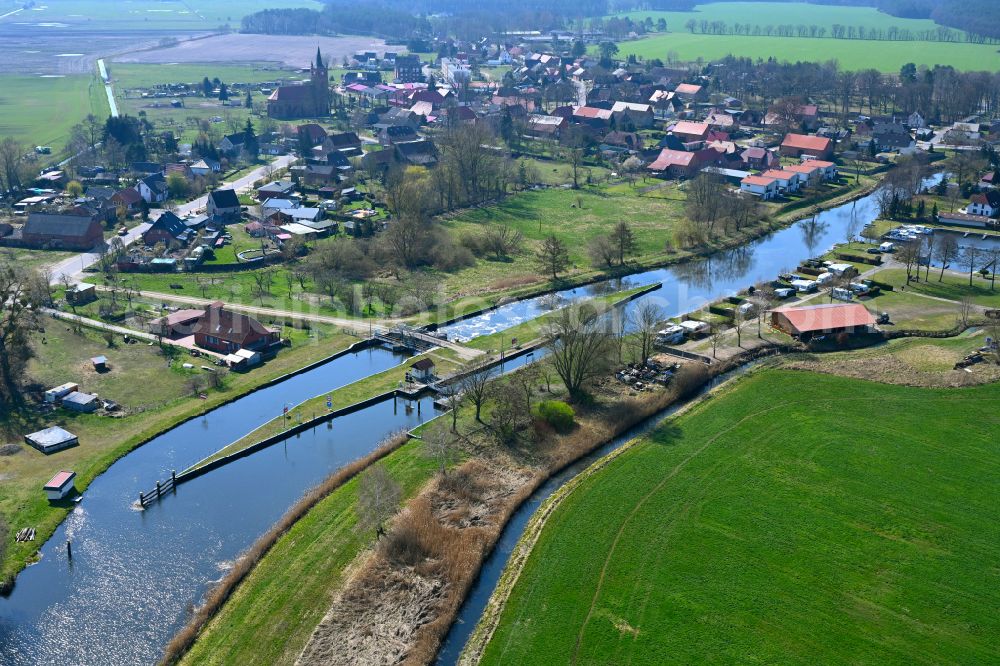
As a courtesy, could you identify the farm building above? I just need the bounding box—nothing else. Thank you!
[771,303,876,339]
[148,309,204,338]
[25,426,79,454]
[62,391,100,413]
[44,383,79,403]
[779,133,833,160]
[18,213,104,250]
[43,470,77,501]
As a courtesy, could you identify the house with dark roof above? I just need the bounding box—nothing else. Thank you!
[323,132,363,155]
[740,147,778,170]
[378,124,419,146]
[143,211,191,246]
[20,213,104,250]
[256,180,296,201]
[219,131,248,156]
[394,140,438,167]
[207,189,241,221]
[111,187,143,214]
[138,173,169,204]
[297,123,328,148]
[966,190,1000,217]
[872,123,915,152]
[192,302,280,354]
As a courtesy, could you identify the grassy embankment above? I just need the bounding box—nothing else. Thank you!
[614,2,1000,71]
[874,267,1000,309]
[0,320,355,588]
[186,347,463,472]
[477,368,1000,664]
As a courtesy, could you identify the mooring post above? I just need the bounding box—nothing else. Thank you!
[139,491,144,505]
[155,480,161,497]
[66,540,72,559]
[417,400,421,415]
[171,470,176,484]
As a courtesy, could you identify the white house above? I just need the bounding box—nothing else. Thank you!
[410,358,436,382]
[803,159,838,180]
[761,169,802,193]
[138,173,168,204]
[966,191,1000,217]
[907,111,926,129]
[740,175,778,200]
[43,470,76,500]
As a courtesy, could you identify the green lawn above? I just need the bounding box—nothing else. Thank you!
[875,267,1000,309]
[480,369,1000,664]
[0,73,109,156]
[613,2,1000,72]
[0,320,356,587]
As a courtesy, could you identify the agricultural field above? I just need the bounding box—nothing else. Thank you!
[0,73,108,156]
[480,368,1000,664]
[108,62,310,89]
[613,3,1000,71]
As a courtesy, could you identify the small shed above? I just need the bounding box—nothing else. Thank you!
[62,391,100,413]
[66,282,96,305]
[410,358,436,382]
[43,470,76,500]
[91,355,108,372]
[25,426,79,454]
[44,382,79,403]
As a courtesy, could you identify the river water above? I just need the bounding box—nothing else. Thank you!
[439,174,948,342]
[0,344,431,665]
[0,175,945,665]
[433,173,949,664]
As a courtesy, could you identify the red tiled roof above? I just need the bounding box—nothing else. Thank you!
[672,121,709,138]
[774,303,875,334]
[784,163,821,174]
[762,169,797,180]
[781,133,832,153]
[649,149,695,170]
[573,106,613,120]
[742,176,775,187]
[803,159,835,168]
[674,83,702,95]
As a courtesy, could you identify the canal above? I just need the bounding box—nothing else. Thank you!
[0,344,430,665]
[0,175,944,664]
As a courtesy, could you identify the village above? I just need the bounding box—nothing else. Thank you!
[2,8,1000,665]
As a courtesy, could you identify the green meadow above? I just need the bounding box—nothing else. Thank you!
[0,73,108,156]
[481,369,1000,664]
[613,3,1000,71]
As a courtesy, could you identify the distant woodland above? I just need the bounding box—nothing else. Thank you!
[239,0,1000,42]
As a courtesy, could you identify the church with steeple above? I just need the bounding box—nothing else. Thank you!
[266,48,331,120]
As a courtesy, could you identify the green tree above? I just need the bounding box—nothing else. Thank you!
[535,234,571,280]
[243,117,259,160]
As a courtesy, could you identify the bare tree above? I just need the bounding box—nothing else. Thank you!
[438,379,464,431]
[459,357,495,422]
[709,322,725,359]
[935,235,960,281]
[0,262,41,406]
[482,224,524,261]
[543,304,614,400]
[487,382,531,446]
[960,246,980,286]
[897,242,921,283]
[356,463,401,539]
[609,221,637,266]
[422,424,458,475]
[631,301,664,365]
[534,235,570,280]
[958,295,975,329]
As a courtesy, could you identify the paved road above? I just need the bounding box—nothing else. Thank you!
[46,155,296,284]
[97,59,119,118]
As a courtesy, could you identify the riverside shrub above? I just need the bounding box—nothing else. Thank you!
[536,400,575,432]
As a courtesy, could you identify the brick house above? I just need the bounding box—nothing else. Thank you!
[191,302,280,354]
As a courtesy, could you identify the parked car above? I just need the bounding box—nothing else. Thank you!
[866,247,883,255]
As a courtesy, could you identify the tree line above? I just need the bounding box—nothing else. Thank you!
[679,18,989,43]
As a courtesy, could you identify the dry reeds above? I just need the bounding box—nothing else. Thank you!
[159,430,410,666]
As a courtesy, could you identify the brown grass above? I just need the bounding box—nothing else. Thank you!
[159,430,410,666]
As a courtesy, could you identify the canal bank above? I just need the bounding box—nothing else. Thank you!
[1,174,939,664]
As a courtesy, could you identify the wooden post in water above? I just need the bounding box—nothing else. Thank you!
[66,540,72,559]
[171,470,177,492]
[155,480,161,497]
[139,492,144,505]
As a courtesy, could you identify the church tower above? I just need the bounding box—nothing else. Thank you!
[310,47,330,116]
